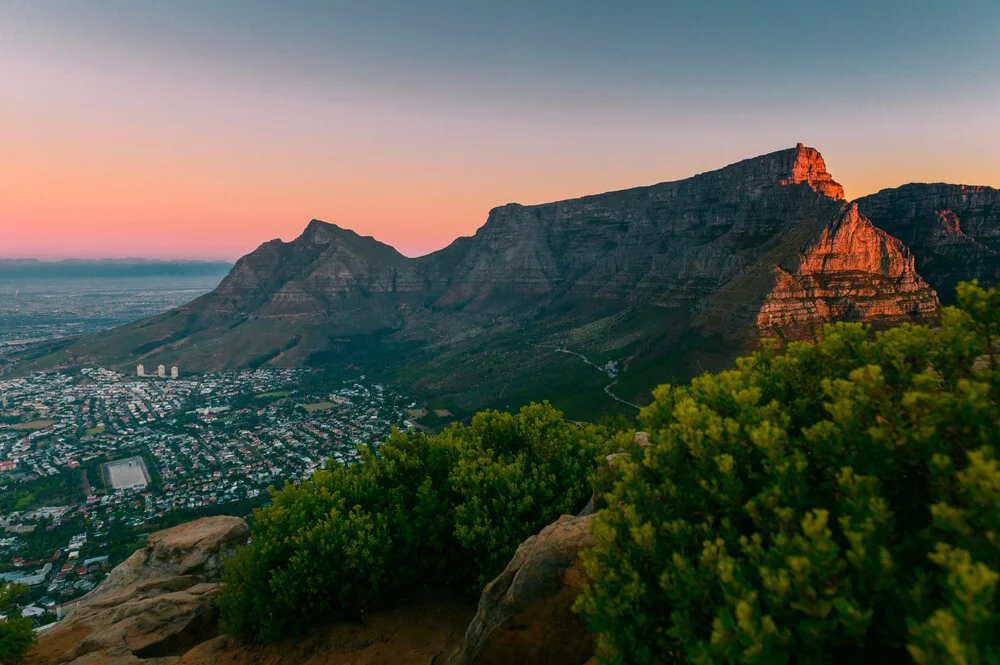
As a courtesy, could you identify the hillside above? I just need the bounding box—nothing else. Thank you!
[12,144,958,417]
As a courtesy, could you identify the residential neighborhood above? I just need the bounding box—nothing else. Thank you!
[0,367,410,624]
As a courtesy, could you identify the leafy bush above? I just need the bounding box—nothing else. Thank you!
[576,281,1000,665]
[0,583,35,665]
[218,401,624,642]
[451,404,620,587]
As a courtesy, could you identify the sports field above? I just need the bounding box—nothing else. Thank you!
[104,456,150,489]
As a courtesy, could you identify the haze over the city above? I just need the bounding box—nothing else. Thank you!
[2,0,998,261]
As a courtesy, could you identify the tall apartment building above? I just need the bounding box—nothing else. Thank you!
[157,365,166,378]
[137,364,145,377]
[170,366,179,379]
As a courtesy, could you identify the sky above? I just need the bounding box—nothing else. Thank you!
[2,1,999,261]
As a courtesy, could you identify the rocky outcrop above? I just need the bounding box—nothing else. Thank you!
[449,514,596,665]
[33,516,248,665]
[782,143,845,200]
[856,184,1000,303]
[757,204,939,338]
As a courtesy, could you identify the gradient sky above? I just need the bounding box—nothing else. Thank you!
[2,1,999,260]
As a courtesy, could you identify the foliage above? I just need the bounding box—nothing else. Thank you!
[0,465,93,514]
[576,281,1000,665]
[217,401,624,643]
[0,583,35,665]
[451,404,621,587]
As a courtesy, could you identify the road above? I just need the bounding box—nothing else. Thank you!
[553,348,641,411]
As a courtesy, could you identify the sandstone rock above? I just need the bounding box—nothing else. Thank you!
[856,183,1000,304]
[604,452,629,467]
[781,143,845,200]
[757,203,939,339]
[35,516,248,665]
[449,514,596,665]
[57,646,179,665]
[634,431,650,449]
[576,494,596,517]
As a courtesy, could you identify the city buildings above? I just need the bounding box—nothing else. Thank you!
[0,367,409,618]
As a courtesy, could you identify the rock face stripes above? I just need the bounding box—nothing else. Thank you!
[757,203,938,339]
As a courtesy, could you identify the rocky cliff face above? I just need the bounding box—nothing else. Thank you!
[437,143,849,309]
[21,144,984,413]
[30,517,248,665]
[757,204,938,338]
[781,143,845,200]
[856,184,1000,303]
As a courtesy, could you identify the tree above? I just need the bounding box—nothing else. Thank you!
[576,281,1000,665]
[0,583,35,665]
[217,401,623,642]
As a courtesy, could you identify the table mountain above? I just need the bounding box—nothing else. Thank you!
[16,144,955,416]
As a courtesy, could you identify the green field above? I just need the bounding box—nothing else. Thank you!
[11,419,57,431]
[256,391,291,399]
[86,424,106,436]
[302,402,336,413]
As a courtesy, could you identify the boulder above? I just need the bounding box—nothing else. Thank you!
[449,514,596,665]
[35,516,248,665]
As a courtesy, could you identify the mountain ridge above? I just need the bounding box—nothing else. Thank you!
[13,144,995,417]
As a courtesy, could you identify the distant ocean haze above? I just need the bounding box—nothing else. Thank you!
[0,259,232,280]
[0,267,231,354]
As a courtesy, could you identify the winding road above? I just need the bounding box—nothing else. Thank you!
[553,348,641,411]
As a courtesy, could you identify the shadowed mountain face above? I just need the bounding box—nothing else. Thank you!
[856,184,1000,305]
[15,145,953,416]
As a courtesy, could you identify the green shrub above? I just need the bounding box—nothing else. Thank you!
[576,281,1000,665]
[218,401,623,642]
[0,583,35,665]
[452,403,619,587]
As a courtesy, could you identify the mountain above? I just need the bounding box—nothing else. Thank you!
[13,145,955,416]
[856,184,1000,304]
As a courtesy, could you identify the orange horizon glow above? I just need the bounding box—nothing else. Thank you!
[5,133,998,262]
[3,4,999,262]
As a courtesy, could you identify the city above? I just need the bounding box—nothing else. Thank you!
[0,366,411,624]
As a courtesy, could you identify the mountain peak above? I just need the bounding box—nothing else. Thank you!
[303,218,346,237]
[781,143,845,200]
[299,218,368,247]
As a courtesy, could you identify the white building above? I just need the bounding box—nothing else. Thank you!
[170,366,179,379]
[20,563,52,587]
[137,364,145,377]
[157,365,166,378]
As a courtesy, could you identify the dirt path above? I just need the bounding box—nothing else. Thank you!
[176,591,477,665]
